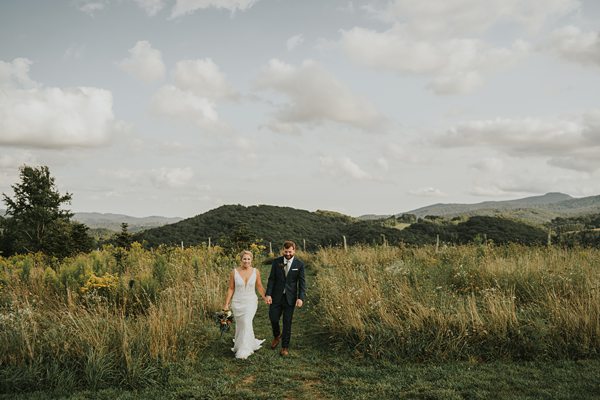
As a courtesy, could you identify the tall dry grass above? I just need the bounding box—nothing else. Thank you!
[313,244,600,360]
[0,244,235,392]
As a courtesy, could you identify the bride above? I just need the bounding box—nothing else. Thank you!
[223,250,267,359]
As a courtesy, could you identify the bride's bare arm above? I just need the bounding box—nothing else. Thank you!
[223,270,235,310]
[255,269,267,301]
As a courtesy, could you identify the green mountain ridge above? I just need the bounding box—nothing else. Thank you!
[134,204,554,249]
[133,204,361,249]
[396,192,600,223]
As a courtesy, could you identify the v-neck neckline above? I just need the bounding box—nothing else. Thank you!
[236,268,254,286]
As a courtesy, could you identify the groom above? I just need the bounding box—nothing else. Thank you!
[265,240,306,356]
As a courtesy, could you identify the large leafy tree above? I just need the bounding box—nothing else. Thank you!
[1,165,93,257]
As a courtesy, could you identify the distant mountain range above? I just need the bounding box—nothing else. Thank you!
[71,213,183,232]
[3,193,600,234]
[391,192,600,224]
[0,209,182,232]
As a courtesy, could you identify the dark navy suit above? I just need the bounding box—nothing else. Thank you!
[266,256,306,348]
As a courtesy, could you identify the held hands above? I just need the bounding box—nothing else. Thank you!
[263,296,302,307]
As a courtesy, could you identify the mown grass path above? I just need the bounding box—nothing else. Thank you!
[4,264,600,400]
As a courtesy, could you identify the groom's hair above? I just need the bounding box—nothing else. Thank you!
[283,240,296,250]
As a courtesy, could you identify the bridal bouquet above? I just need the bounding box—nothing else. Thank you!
[214,309,234,336]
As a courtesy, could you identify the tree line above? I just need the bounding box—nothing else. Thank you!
[549,214,600,247]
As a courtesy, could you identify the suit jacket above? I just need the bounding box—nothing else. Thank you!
[266,256,306,306]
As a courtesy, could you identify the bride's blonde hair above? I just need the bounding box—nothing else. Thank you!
[239,250,253,260]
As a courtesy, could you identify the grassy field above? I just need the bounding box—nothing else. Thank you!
[3,283,599,399]
[312,245,600,361]
[1,245,600,399]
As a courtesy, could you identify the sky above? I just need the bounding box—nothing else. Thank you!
[1,0,600,218]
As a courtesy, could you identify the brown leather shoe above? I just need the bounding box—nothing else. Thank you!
[270,335,281,349]
[280,348,289,357]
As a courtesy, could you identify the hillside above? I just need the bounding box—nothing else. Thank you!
[134,204,360,249]
[134,204,548,248]
[395,192,600,224]
[133,204,427,249]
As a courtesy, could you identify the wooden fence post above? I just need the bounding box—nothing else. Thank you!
[343,235,347,251]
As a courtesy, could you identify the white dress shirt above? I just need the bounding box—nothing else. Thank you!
[284,257,294,276]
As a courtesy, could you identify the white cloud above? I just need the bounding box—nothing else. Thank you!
[232,136,258,161]
[64,44,86,60]
[133,0,166,16]
[338,2,355,13]
[468,162,557,197]
[582,109,600,144]
[286,34,304,51]
[151,85,220,127]
[151,58,237,130]
[159,140,188,153]
[256,59,387,132]
[0,58,117,149]
[470,170,573,197]
[469,157,504,173]
[341,0,578,95]
[549,26,600,67]
[170,0,259,18]
[548,154,600,172]
[150,167,194,188]
[173,58,238,100]
[438,117,582,155]
[100,166,195,188]
[76,0,166,17]
[320,156,373,181]
[408,187,447,197]
[100,168,144,184]
[376,157,389,171]
[0,87,117,148]
[77,1,107,16]
[340,26,529,94]
[0,58,38,89]
[118,41,165,83]
[384,143,425,163]
[371,0,578,37]
[437,110,600,172]
[469,185,511,197]
[0,152,37,171]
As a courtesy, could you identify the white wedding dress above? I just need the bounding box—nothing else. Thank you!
[231,268,264,359]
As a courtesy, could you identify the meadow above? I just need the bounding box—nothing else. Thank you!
[0,243,230,392]
[313,244,600,361]
[0,243,599,399]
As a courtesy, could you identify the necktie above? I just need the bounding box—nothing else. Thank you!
[284,260,289,277]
